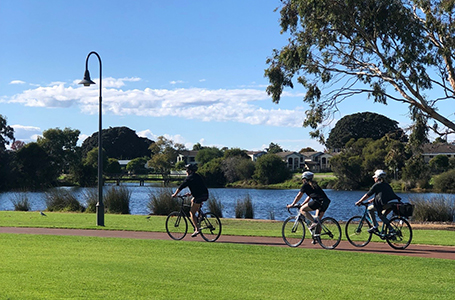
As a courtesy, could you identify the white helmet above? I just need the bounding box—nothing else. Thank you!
[373,169,386,179]
[301,171,314,180]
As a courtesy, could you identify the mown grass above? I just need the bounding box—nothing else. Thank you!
[0,233,454,299]
[1,211,455,246]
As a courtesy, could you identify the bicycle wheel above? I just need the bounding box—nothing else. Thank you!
[316,217,342,249]
[345,216,372,247]
[199,212,222,242]
[165,211,188,240]
[282,216,305,247]
[386,216,413,250]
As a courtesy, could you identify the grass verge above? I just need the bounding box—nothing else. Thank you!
[0,234,454,299]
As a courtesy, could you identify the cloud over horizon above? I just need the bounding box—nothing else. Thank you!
[5,78,306,128]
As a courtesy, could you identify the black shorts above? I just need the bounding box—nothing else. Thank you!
[308,198,331,212]
[193,194,208,204]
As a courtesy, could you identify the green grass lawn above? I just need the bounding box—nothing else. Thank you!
[1,211,454,299]
[1,211,454,246]
[0,233,454,299]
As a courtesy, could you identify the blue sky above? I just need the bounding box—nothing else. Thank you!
[1,0,447,153]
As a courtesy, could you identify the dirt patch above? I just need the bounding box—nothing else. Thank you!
[410,222,455,230]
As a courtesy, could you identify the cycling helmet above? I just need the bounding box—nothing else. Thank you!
[373,169,386,179]
[301,171,314,180]
[185,164,198,172]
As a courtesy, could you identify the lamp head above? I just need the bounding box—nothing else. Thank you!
[78,70,96,86]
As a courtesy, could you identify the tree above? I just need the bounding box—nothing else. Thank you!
[0,115,14,151]
[81,126,153,159]
[253,153,291,185]
[196,147,223,165]
[265,0,455,142]
[37,127,80,174]
[198,158,226,187]
[326,112,405,150]
[15,143,58,189]
[126,157,149,175]
[265,142,283,154]
[105,158,121,175]
[148,136,185,184]
[429,155,450,174]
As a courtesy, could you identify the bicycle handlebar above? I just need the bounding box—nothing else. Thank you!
[286,204,301,214]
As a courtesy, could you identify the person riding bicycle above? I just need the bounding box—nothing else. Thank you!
[172,164,209,237]
[355,169,401,233]
[287,171,331,232]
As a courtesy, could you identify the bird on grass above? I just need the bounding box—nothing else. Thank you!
[40,211,47,216]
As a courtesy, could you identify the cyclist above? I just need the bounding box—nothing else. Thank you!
[355,169,401,233]
[287,171,331,231]
[172,164,209,237]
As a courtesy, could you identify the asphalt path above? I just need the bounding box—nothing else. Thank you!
[1,227,454,260]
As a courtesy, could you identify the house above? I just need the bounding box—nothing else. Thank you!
[300,151,333,172]
[177,150,199,165]
[421,143,455,163]
[275,151,307,171]
[247,151,266,162]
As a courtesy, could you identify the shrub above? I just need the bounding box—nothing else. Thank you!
[207,195,224,218]
[45,189,84,212]
[83,189,98,213]
[104,186,131,214]
[11,193,31,211]
[147,188,180,215]
[234,194,254,219]
[432,169,455,192]
[410,195,454,222]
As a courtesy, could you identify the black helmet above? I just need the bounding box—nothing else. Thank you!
[185,164,198,171]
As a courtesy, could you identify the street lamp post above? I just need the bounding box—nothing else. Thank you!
[79,51,104,226]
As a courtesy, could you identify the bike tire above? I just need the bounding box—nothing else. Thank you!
[165,211,188,240]
[316,217,342,249]
[282,216,305,247]
[345,215,372,247]
[386,216,413,250]
[199,212,222,242]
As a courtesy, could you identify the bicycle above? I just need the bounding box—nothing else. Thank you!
[345,202,413,250]
[165,195,222,242]
[282,205,342,250]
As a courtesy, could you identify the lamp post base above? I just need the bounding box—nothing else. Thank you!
[96,203,105,226]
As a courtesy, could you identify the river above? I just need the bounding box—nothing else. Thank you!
[1,184,454,221]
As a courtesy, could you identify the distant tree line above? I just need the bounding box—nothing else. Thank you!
[0,114,294,191]
[2,110,454,192]
[326,112,455,191]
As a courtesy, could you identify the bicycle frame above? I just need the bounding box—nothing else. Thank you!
[283,205,342,249]
[346,202,413,250]
[166,195,222,242]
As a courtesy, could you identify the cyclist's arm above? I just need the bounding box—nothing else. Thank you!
[355,193,374,206]
[287,191,304,208]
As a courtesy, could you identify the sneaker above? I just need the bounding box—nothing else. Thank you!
[191,230,200,237]
[368,226,378,234]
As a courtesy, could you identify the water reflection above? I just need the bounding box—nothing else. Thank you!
[0,184,454,221]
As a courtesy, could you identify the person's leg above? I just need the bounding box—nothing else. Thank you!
[300,203,315,223]
[190,199,201,236]
[367,205,379,228]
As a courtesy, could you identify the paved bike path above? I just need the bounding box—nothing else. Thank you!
[1,227,454,260]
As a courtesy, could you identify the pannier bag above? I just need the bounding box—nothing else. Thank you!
[392,202,414,218]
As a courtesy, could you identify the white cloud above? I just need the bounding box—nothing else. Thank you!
[11,124,41,143]
[170,80,184,85]
[10,80,26,85]
[5,78,306,128]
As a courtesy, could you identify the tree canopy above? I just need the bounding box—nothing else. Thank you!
[265,0,455,141]
[326,112,405,149]
[81,126,153,159]
[0,115,14,151]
